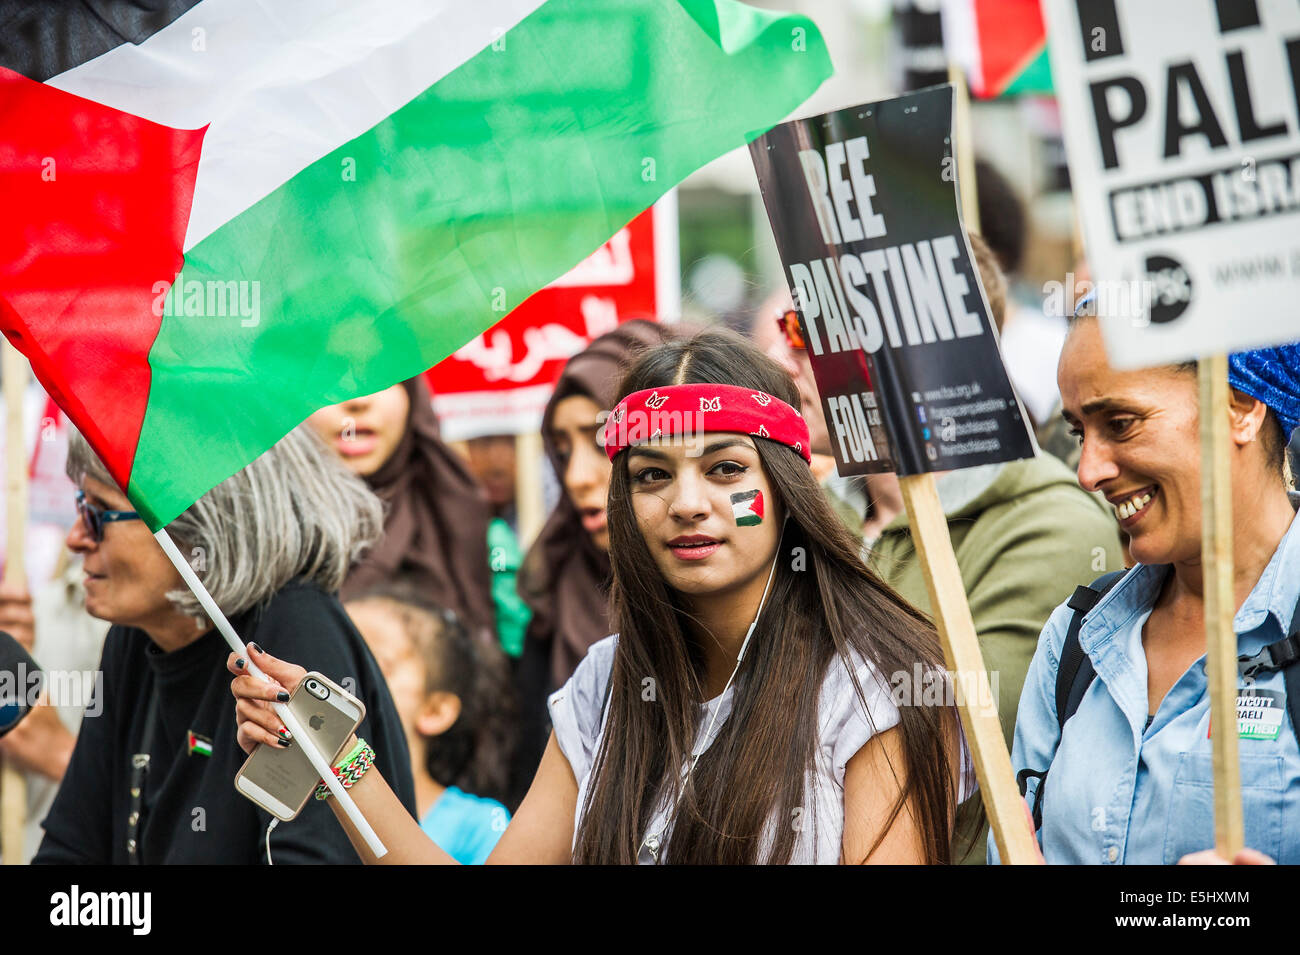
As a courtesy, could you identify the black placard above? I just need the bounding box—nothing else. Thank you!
[749,84,1036,477]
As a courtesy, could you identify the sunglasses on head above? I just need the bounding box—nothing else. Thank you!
[75,489,142,542]
[774,308,806,350]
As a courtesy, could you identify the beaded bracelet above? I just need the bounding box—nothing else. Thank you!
[313,738,375,801]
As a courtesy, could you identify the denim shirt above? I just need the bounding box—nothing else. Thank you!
[990,509,1300,865]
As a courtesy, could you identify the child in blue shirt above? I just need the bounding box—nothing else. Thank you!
[346,583,515,865]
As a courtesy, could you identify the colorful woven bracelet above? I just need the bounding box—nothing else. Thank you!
[334,736,368,769]
[314,738,375,801]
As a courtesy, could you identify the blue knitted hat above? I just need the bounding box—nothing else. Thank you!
[1228,345,1300,441]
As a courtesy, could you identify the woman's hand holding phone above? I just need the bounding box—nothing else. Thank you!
[227,642,455,864]
[227,643,310,755]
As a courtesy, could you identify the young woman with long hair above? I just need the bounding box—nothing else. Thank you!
[229,330,972,864]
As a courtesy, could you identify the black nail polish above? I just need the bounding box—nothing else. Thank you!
[235,658,245,669]
[248,642,263,654]
[278,738,291,748]
[276,691,290,703]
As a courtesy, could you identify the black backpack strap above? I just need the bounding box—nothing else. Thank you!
[1056,571,1126,731]
[1021,570,1126,832]
[1016,768,1048,831]
[1285,665,1300,757]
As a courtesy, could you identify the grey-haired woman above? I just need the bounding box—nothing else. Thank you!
[33,425,416,864]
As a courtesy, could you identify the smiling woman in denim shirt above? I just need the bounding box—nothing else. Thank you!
[992,306,1300,866]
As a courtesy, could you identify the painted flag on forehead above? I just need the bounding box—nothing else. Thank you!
[0,0,831,530]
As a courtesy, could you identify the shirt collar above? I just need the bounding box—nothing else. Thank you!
[1079,563,1166,656]
[1232,506,1300,635]
[1083,503,1300,650]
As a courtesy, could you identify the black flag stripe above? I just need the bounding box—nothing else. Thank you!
[0,0,204,82]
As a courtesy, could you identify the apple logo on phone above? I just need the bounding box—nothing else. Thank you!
[310,714,325,731]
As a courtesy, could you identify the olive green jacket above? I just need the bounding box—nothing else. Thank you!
[850,454,1124,863]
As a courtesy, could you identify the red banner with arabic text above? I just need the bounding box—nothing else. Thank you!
[424,201,677,440]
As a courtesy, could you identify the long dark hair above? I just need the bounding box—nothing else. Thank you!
[349,582,516,804]
[573,329,962,864]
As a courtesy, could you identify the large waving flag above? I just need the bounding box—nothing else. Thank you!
[0,0,831,529]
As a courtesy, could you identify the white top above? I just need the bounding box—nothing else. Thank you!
[548,634,977,864]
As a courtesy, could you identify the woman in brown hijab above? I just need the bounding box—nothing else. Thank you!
[307,377,496,645]
[509,320,676,803]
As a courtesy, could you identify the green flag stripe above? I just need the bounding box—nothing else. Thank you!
[1000,46,1053,97]
[128,0,830,529]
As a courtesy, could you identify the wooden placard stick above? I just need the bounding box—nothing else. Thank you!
[898,472,1041,864]
[2,341,29,864]
[1199,354,1243,857]
[514,430,545,551]
[947,64,981,234]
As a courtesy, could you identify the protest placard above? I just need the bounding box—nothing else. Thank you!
[1044,0,1300,368]
[750,85,1035,479]
[750,85,1041,864]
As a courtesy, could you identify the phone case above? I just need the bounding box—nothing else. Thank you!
[234,671,366,822]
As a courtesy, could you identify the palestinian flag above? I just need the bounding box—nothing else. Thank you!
[0,0,830,529]
[730,489,764,527]
[941,0,1053,98]
[187,730,213,757]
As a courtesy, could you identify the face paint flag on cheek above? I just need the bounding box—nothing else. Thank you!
[731,490,764,526]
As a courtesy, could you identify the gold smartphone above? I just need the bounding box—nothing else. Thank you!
[234,671,365,822]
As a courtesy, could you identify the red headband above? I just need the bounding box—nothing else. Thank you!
[603,383,812,464]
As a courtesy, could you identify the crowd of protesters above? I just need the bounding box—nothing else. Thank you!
[4,164,1300,865]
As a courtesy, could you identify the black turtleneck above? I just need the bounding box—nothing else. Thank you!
[34,578,415,864]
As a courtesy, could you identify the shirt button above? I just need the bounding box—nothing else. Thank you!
[1107,846,1118,862]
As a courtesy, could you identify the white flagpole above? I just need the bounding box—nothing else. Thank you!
[153,529,388,858]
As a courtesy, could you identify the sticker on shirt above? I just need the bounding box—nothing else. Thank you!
[187,730,213,757]
[1238,689,1284,740]
[1207,689,1284,741]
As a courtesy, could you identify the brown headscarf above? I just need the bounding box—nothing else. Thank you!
[340,377,496,645]
[519,319,678,688]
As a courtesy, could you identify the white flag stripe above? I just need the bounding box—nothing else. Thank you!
[939,0,983,93]
[46,0,546,250]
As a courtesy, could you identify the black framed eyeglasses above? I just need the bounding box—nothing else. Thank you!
[75,489,141,542]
